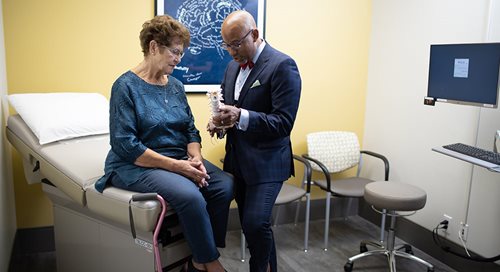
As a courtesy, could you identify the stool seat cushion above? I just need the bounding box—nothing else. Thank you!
[364,181,426,211]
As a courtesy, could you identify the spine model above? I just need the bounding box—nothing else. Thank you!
[207,89,222,119]
[207,89,225,139]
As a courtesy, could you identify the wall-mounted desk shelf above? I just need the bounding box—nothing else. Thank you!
[432,146,500,173]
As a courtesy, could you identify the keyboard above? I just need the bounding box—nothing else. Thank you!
[443,143,500,165]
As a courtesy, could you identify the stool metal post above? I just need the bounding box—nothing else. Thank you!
[386,211,396,252]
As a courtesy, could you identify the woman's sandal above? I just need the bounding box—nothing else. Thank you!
[187,259,207,272]
[179,258,227,272]
[179,261,188,272]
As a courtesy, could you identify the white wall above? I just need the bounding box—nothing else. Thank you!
[364,0,500,257]
[0,1,17,270]
[467,1,500,256]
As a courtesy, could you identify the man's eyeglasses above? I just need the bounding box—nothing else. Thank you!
[158,42,185,59]
[221,29,253,50]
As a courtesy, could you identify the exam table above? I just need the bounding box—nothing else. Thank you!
[6,114,190,272]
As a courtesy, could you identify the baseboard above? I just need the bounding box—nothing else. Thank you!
[10,226,55,255]
[9,226,55,271]
[359,200,500,272]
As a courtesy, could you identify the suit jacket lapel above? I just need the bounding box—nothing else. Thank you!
[236,44,272,106]
[223,62,239,105]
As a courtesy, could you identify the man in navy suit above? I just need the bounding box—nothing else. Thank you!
[208,10,301,272]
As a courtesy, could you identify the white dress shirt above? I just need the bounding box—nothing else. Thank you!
[236,40,266,131]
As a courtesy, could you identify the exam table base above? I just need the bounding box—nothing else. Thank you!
[43,183,190,272]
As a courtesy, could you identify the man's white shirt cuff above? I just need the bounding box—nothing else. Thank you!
[237,109,249,131]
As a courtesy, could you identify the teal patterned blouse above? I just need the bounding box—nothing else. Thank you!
[95,71,201,192]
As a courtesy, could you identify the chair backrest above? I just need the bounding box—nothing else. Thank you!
[306,131,360,173]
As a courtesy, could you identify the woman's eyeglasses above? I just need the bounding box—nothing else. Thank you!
[157,42,185,59]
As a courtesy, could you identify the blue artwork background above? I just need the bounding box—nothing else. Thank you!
[159,0,260,91]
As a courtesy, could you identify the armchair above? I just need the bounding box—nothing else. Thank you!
[302,131,389,251]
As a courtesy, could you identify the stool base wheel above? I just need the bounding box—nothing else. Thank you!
[402,244,413,255]
[344,261,353,272]
[360,244,368,253]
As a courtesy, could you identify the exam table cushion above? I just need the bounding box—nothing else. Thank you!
[86,186,162,232]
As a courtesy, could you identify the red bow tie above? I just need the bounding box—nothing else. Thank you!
[240,60,254,70]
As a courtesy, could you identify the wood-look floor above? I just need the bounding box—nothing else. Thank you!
[220,216,456,272]
[9,216,456,272]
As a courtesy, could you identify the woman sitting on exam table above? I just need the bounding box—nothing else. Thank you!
[94,15,233,272]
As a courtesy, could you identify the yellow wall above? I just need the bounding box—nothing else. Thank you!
[3,0,371,228]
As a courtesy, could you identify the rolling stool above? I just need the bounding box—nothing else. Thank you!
[344,181,434,272]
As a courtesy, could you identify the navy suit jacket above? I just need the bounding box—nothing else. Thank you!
[221,43,301,184]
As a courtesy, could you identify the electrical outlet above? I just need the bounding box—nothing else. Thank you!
[459,222,469,242]
[440,214,452,234]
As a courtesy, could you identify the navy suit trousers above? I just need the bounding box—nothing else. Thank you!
[234,172,283,272]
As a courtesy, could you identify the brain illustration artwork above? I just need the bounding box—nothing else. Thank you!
[177,0,243,59]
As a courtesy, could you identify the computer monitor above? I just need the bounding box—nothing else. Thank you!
[426,42,500,108]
